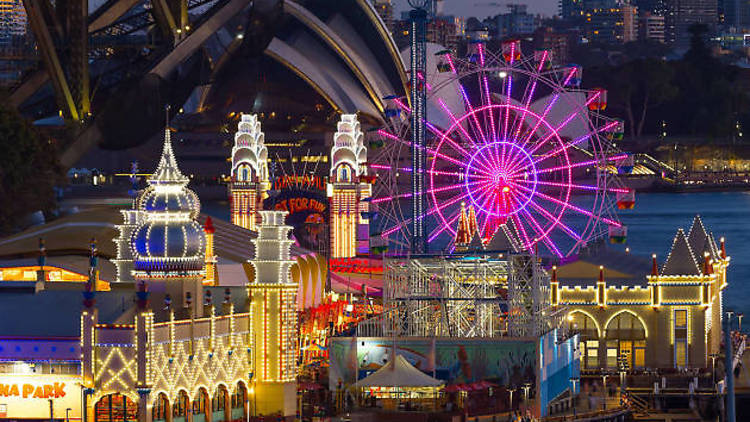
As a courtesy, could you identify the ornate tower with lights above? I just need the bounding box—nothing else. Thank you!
[248,210,298,416]
[130,127,207,318]
[230,113,270,231]
[327,114,371,258]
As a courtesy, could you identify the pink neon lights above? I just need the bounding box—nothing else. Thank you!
[375,50,624,255]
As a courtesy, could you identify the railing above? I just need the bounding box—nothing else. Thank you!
[620,390,648,416]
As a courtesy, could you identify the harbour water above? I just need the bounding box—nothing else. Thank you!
[615,191,750,324]
[204,191,750,322]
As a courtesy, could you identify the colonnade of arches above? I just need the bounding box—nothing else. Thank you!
[94,382,248,422]
[568,310,647,371]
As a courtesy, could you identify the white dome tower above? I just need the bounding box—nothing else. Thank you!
[230,114,270,231]
[327,114,371,258]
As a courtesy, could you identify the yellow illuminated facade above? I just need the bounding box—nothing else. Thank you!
[230,114,270,231]
[554,216,727,370]
[328,114,371,258]
[247,210,298,416]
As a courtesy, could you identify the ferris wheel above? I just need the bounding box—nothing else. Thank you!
[369,40,631,257]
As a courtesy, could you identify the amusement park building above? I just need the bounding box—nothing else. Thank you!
[554,216,727,371]
[0,128,327,420]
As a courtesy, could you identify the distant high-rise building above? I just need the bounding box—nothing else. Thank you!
[723,0,750,30]
[623,4,639,41]
[0,0,26,48]
[665,0,718,47]
[372,0,394,32]
[494,4,539,38]
[585,5,638,44]
[560,0,586,22]
[635,0,668,14]
[534,27,572,64]
[639,11,666,42]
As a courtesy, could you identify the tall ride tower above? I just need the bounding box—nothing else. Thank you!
[230,113,270,231]
[409,0,429,254]
[328,114,371,258]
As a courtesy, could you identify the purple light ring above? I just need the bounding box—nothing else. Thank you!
[464,141,537,218]
[429,104,570,236]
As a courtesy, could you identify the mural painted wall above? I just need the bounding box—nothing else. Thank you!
[329,337,537,386]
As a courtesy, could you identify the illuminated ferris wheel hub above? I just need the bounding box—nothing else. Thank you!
[464,141,538,219]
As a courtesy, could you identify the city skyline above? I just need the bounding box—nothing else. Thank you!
[393,0,559,18]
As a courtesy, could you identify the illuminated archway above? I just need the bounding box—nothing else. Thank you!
[172,390,190,422]
[231,382,248,420]
[152,392,170,422]
[193,387,210,422]
[94,393,138,422]
[604,310,647,370]
[568,310,601,369]
[211,385,229,422]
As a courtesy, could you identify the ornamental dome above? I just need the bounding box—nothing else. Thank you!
[136,185,200,216]
[131,220,205,271]
[130,128,206,274]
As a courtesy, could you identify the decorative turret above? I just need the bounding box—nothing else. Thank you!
[247,210,298,416]
[130,127,206,275]
[550,265,559,306]
[230,113,269,231]
[127,121,206,318]
[596,265,606,307]
[328,114,371,258]
[454,202,472,248]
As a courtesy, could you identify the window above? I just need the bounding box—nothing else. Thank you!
[606,340,619,369]
[673,309,688,368]
[585,340,599,368]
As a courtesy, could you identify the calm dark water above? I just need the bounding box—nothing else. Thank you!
[614,191,750,323]
[204,192,750,321]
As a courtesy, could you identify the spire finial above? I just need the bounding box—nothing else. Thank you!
[651,254,658,276]
[551,265,557,283]
[598,265,604,282]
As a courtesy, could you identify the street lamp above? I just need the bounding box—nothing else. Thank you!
[508,387,516,410]
[738,313,744,332]
[522,383,531,402]
[601,374,609,410]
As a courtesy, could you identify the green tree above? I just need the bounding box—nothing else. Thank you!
[586,59,677,138]
[0,93,62,235]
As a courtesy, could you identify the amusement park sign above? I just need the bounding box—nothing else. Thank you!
[0,374,81,419]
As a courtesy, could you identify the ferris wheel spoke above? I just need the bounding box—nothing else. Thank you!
[513,183,620,227]
[437,99,480,150]
[458,84,488,143]
[510,213,533,250]
[520,178,628,194]
[426,121,471,159]
[525,199,582,242]
[429,211,460,242]
[518,207,563,257]
[525,90,605,158]
[534,120,620,164]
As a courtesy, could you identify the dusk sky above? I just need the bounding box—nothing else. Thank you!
[393,0,559,19]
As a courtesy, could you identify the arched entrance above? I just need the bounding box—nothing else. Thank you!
[153,393,171,422]
[231,382,248,420]
[94,394,138,422]
[172,391,190,422]
[193,388,210,422]
[211,386,229,422]
[605,311,647,370]
[568,311,600,369]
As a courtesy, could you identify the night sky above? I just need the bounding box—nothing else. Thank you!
[393,0,559,19]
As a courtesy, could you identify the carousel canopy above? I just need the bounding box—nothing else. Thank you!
[354,355,443,388]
